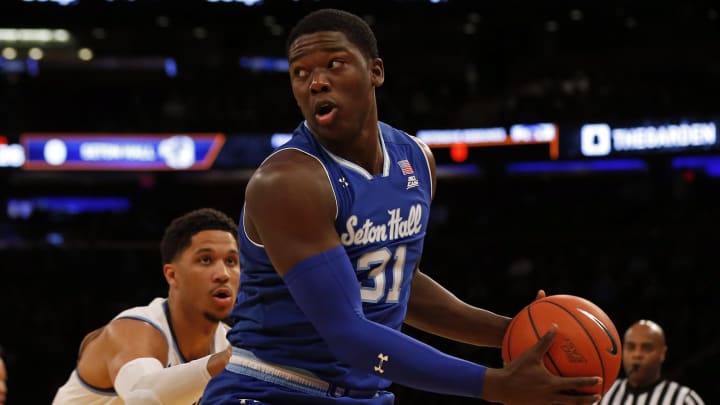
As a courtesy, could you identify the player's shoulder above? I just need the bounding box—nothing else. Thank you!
[105,298,169,340]
[246,153,330,219]
[249,146,327,195]
[113,297,165,320]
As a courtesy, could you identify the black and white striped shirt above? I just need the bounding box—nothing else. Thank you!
[596,378,705,405]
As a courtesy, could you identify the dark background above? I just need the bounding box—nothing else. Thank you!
[1,0,718,403]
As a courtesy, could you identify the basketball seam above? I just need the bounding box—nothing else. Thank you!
[544,300,608,393]
[527,303,563,376]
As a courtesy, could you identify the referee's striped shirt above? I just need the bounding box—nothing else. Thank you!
[596,378,705,405]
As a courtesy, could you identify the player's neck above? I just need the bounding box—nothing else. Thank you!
[327,122,383,174]
[166,299,218,360]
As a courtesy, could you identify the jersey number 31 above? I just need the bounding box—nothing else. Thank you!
[357,245,407,303]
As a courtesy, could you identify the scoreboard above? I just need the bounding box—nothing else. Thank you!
[1,118,719,175]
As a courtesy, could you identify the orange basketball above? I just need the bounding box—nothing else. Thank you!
[501,294,622,395]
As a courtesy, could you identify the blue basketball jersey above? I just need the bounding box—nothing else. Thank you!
[228,121,432,393]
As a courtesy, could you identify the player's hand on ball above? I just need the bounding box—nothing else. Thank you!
[485,324,603,405]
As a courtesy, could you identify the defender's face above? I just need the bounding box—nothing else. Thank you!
[288,31,383,142]
[172,230,240,322]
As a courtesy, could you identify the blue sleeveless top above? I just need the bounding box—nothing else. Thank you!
[228,121,432,392]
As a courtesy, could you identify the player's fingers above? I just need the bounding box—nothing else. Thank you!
[535,289,547,300]
[551,375,603,404]
[531,323,558,355]
[558,376,603,390]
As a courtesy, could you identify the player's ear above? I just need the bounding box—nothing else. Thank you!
[660,345,667,363]
[370,58,384,87]
[163,263,177,286]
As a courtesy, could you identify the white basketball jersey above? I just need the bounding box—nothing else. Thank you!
[51,297,230,405]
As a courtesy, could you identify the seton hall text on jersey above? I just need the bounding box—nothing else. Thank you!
[340,204,423,246]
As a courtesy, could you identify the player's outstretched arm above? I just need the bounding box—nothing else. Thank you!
[114,350,229,405]
[482,324,602,405]
[89,319,227,405]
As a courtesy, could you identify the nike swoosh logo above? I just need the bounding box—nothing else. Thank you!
[577,307,619,355]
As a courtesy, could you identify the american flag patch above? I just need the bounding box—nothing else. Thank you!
[397,159,414,175]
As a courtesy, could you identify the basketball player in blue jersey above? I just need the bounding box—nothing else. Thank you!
[52,208,240,405]
[203,8,603,405]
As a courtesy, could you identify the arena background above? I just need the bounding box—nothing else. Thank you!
[0,0,718,403]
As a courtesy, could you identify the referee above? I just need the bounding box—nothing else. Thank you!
[596,320,705,405]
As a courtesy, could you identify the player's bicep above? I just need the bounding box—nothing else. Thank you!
[245,152,339,275]
[103,318,169,383]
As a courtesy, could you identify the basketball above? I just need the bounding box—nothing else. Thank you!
[501,294,621,395]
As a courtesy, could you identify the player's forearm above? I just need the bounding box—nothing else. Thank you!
[115,356,214,405]
[405,270,511,347]
[284,247,488,398]
[407,303,510,347]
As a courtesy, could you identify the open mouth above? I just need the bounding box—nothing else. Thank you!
[314,101,337,125]
[317,103,334,116]
[213,291,230,299]
[212,287,233,301]
[315,100,337,115]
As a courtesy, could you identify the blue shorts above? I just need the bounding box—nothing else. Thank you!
[202,371,395,405]
[201,348,395,405]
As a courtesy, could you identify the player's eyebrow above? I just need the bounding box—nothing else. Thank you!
[289,46,349,64]
[193,247,239,254]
